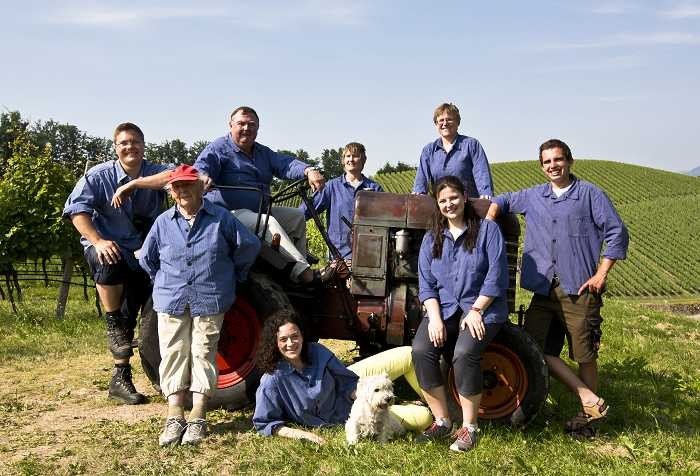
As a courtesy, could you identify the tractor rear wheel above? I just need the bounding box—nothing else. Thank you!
[448,322,548,427]
[138,273,293,410]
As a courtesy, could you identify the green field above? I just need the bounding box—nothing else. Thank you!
[374,161,700,298]
[1,286,698,475]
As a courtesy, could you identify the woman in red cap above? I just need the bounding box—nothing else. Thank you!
[139,164,261,446]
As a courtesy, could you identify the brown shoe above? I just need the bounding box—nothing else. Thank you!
[565,398,609,434]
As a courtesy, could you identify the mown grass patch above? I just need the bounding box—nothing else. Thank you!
[1,288,698,475]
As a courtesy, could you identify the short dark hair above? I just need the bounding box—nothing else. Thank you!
[539,139,573,164]
[255,309,309,374]
[113,122,144,143]
[229,106,259,123]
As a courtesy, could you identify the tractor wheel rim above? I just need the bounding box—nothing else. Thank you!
[215,296,259,388]
[448,342,529,419]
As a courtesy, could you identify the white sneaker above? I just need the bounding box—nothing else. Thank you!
[159,417,187,447]
[181,419,208,445]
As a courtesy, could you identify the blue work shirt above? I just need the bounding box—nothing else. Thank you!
[139,199,261,316]
[300,174,383,259]
[253,342,359,436]
[412,134,494,197]
[194,134,310,211]
[492,176,629,296]
[62,159,170,270]
[418,219,508,324]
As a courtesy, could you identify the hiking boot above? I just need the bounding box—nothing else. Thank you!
[415,421,452,443]
[181,419,208,445]
[108,365,146,405]
[449,426,479,453]
[159,417,187,447]
[106,314,133,359]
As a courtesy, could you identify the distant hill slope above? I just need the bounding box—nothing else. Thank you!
[688,166,700,177]
[374,160,700,298]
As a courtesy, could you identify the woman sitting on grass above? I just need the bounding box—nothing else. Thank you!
[252,310,432,444]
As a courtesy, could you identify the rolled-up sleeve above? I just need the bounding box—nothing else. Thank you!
[493,189,530,216]
[479,221,508,297]
[62,176,98,219]
[418,233,439,303]
[253,375,287,436]
[593,190,629,261]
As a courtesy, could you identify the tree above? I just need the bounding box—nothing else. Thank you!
[0,110,30,179]
[375,161,416,175]
[319,147,344,178]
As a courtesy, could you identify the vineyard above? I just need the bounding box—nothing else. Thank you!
[374,160,700,299]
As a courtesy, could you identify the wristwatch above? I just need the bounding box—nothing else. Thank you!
[470,306,483,316]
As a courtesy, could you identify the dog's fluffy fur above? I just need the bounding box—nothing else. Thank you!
[345,373,405,445]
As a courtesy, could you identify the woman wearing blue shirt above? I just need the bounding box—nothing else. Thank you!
[412,175,508,452]
[253,310,432,444]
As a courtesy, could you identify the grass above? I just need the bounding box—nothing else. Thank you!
[1,286,699,475]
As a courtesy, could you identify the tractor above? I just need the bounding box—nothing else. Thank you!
[138,180,549,427]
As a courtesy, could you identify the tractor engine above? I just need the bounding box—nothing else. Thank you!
[350,191,519,354]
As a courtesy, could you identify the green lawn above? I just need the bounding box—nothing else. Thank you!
[1,286,698,475]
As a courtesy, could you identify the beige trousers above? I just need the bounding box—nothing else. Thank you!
[348,346,433,431]
[157,309,225,397]
[232,207,309,281]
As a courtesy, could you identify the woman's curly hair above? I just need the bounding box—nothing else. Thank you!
[256,309,309,374]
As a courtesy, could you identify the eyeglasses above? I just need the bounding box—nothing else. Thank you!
[231,120,258,129]
[115,140,143,148]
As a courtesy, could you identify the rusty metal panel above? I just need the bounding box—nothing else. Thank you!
[406,194,435,229]
[350,276,387,297]
[356,298,386,333]
[352,225,387,277]
[354,191,408,227]
[386,284,407,346]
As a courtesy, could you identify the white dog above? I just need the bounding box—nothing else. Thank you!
[345,373,405,445]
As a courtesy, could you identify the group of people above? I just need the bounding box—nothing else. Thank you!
[62,102,628,451]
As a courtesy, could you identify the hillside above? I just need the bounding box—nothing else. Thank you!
[374,160,700,299]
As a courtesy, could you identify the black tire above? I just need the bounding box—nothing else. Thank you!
[137,272,294,410]
[447,321,548,428]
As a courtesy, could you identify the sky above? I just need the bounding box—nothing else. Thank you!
[1,0,699,174]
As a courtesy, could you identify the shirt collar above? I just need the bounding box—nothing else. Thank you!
[169,199,210,219]
[435,134,464,152]
[341,174,367,186]
[227,133,256,156]
[542,175,580,199]
[114,159,143,184]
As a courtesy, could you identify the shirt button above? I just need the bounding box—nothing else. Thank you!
[552,260,557,264]
[553,219,557,224]
[187,243,192,248]
[187,280,193,285]
[552,239,556,243]
[187,261,192,266]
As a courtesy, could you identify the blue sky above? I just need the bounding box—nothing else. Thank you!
[1,1,699,174]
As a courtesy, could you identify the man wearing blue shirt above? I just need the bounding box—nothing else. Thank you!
[139,164,260,446]
[300,142,383,261]
[63,122,172,404]
[487,139,629,436]
[412,103,494,198]
[194,106,326,285]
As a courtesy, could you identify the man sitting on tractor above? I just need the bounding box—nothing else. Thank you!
[194,106,335,286]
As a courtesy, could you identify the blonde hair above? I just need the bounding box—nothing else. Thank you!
[432,103,461,125]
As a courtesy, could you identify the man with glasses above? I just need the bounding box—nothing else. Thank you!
[63,122,172,404]
[194,106,330,285]
[486,139,628,437]
[412,102,494,198]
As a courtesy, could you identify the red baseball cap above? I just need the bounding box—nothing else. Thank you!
[167,164,199,185]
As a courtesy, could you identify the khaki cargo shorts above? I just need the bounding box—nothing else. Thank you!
[524,281,603,363]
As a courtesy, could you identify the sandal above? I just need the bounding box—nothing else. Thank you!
[564,398,609,433]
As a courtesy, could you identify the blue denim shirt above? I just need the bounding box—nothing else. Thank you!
[412,134,494,197]
[62,159,170,270]
[253,342,359,436]
[194,134,311,211]
[418,219,508,324]
[139,199,261,316]
[300,174,383,258]
[493,177,629,296]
